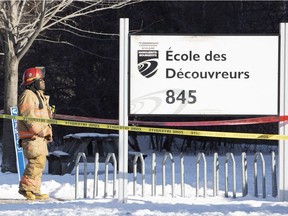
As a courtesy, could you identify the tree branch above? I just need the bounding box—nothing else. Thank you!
[16,0,27,27]
[47,27,117,40]
[17,0,46,60]
[54,21,118,37]
[42,0,143,30]
[2,0,143,59]
[36,37,118,60]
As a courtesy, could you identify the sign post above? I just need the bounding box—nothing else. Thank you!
[279,23,288,201]
[10,107,25,181]
[118,18,129,203]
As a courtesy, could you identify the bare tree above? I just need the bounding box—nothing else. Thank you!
[0,0,142,173]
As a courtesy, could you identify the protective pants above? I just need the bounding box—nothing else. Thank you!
[19,137,48,193]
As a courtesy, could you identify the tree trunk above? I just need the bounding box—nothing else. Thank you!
[1,45,19,173]
[1,0,20,173]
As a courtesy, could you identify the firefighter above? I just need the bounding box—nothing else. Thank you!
[17,67,53,200]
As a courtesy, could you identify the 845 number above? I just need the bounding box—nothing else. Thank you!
[166,90,197,104]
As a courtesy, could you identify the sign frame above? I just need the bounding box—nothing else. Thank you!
[129,34,280,116]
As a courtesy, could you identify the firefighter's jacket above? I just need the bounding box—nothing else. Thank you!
[18,89,52,140]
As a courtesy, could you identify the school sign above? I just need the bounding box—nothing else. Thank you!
[130,35,279,115]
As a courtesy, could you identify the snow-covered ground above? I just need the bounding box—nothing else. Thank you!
[0,139,287,216]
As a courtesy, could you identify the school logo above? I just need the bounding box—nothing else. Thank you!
[137,50,158,78]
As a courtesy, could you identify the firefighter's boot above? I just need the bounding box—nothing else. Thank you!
[18,189,36,200]
[33,192,49,200]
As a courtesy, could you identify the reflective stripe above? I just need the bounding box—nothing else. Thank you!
[20,176,36,187]
[19,131,34,139]
[19,105,50,118]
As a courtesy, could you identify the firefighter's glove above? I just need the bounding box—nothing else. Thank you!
[51,105,56,113]
[45,134,53,143]
[48,105,56,118]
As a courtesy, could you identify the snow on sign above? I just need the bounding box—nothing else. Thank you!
[129,35,279,115]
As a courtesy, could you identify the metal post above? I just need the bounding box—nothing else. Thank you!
[104,153,117,198]
[279,22,288,201]
[133,153,145,197]
[225,152,236,198]
[213,152,219,197]
[93,152,99,198]
[254,152,266,198]
[242,152,248,196]
[75,152,87,199]
[180,153,185,197]
[118,18,129,203]
[151,152,156,196]
[271,151,278,197]
[196,153,207,198]
[162,152,175,197]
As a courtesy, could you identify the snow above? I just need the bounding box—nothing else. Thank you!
[0,138,288,216]
[63,133,119,139]
[50,150,70,157]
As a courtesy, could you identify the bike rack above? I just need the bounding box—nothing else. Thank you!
[75,152,87,199]
[196,152,207,197]
[225,152,236,198]
[162,152,175,197]
[104,153,117,198]
[86,150,277,200]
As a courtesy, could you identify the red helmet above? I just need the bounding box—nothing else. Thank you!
[22,67,45,86]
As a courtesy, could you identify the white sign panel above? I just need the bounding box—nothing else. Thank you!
[130,35,279,115]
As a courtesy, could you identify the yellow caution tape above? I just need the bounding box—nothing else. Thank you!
[0,114,287,141]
